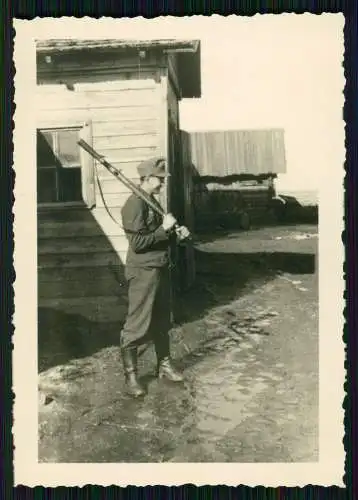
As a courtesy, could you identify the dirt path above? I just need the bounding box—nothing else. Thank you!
[38,225,318,463]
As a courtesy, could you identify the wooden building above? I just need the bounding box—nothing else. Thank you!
[181,129,287,232]
[36,39,201,326]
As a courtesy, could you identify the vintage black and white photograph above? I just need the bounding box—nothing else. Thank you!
[13,14,345,487]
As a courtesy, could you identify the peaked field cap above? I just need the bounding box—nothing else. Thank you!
[137,157,170,178]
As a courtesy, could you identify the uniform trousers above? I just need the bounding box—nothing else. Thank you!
[120,265,171,361]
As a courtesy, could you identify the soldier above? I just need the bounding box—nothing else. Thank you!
[120,157,190,398]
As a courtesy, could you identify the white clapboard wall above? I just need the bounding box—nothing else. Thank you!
[36,78,165,320]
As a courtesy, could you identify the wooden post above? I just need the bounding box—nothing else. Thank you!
[158,68,169,212]
[158,65,176,323]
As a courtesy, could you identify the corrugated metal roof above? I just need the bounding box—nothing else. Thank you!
[36,38,199,54]
[181,129,287,177]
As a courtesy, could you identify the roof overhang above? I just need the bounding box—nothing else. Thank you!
[36,38,199,54]
[36,38,201,98]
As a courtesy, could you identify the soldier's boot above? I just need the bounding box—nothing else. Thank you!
[121,347,146,398]
[157,357,184,383]
[154,334,184,382]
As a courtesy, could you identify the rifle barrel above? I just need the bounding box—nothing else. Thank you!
[77,139,192,241]
[78,139,166,217]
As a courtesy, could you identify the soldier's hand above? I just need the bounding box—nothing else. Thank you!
[162,213,177,232]
[175,225,190,241]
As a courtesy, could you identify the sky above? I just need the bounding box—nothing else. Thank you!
[21,14,345,192]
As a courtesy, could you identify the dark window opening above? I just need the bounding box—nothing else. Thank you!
[37,128,83,204]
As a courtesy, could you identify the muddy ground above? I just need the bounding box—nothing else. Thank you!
[38,224,318,463]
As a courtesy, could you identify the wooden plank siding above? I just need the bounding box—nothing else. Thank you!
[36,107,159,129]
[180,129,285,232]
[37,52,163,84]
[36,77,165,321]
[185,129,287,177]
[38,269,126,300]
[38,251,127,270]
[38,296,128,324]
[38,235,129,255]
[35,41,202,339]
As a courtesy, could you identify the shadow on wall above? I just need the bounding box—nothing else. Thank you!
[37,125,131,373]
[38,197,128,374]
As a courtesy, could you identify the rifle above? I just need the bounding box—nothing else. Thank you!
[77,139,191,240]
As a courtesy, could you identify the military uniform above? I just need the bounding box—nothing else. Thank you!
[121,193,173,355]
[120,158,184,397]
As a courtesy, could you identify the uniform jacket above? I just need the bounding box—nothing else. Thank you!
[121,193,174,268]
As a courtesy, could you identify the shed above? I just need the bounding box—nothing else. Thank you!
[36,39,201,326]
[181,128,287,231]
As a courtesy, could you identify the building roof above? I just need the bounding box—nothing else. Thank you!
[36,38,201,98]
[181,129,287,177]
[36,38,199,53]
